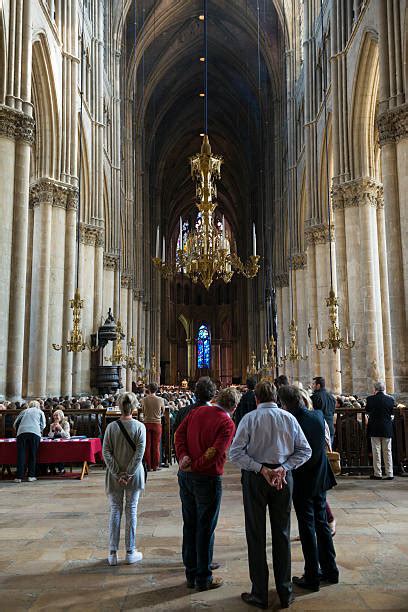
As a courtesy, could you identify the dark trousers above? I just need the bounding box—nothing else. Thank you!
[178,470,222,587]
[293,489,338,584]
[242,469,293,604]
[16,433,40,478]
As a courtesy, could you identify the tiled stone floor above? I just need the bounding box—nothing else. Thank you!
[1,464,408,611]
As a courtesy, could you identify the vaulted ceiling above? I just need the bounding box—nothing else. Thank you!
[123,0,284,251]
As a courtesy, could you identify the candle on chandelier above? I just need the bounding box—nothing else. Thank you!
[315,328,318,345]
[179,217,183,248]
[252,223,257,255]
[162,236,166,262]
[257,361,260,371]
[352,325,355,342]
[155,226,160,258]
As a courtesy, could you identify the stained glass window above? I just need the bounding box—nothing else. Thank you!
[197,324,211,369]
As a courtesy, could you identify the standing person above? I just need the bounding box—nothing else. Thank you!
[366,382,395,480]
[14,400,46,483]
[233,377,257,427]
[278,385,339,591]
[230,381,311,610]
[103,392,146,566]
[311,377,336,445]
[141,383,164,471]
[174,378,235,591]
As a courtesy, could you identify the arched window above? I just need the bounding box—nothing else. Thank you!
[197,324,211,369]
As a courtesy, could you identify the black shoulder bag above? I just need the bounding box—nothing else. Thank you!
[116,420,148,482]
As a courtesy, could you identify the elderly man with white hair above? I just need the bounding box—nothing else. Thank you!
[366,382,395,480]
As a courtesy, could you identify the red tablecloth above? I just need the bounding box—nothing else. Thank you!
[0,438,102,465]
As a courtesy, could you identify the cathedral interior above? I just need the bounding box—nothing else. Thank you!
[1,2,408,611]
[0,0,407,401]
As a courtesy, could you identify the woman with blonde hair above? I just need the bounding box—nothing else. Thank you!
[103,392,146,566]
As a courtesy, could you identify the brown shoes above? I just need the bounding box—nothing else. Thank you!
[196,576,223,591]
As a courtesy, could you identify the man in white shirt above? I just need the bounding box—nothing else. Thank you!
[230,381,311,610]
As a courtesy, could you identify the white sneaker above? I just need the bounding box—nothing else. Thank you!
[108,552,118,566]
[28,477,37,482]
[14,478,22,483]
[126,551,143,564]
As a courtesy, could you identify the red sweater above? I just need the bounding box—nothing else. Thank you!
[175,404,235,476]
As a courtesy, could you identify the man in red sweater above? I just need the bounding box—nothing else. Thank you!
[175,379,236,591]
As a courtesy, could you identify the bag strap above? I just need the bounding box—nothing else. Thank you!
[116,420,136,451]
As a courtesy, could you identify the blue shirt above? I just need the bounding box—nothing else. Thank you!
[14,407,46,438]
[229,402,312,473]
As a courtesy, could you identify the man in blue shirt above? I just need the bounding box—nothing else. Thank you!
[230,381,311,610]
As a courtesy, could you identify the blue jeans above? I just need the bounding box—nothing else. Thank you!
[178,471,222,587]
[108,488,141,553]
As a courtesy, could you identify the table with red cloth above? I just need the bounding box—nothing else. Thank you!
[0,437,103,480]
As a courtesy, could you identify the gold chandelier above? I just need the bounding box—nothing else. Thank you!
[153,135,260,290]
[315,290,355,353]
[280,319,308,364]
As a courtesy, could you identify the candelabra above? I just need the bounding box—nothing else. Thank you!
[52,288,99,353]
[123,337,137,370]
[315,289,355,353]
[136,347,146,381]
[247,350,258,376]
[149,354,160,382]
[279,319,308,364]
[259,336,277,381]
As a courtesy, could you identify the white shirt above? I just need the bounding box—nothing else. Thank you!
[229,402,312,472]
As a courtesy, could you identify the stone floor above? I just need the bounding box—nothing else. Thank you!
[1,464,408,611]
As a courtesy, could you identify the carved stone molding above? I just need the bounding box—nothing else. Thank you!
[305,223,334,246]
[30,178,79,211]
[273,272,289,288]
[288,252,307,270]
[79,223,104,247]
[0,105,35,145]
[103,252,119,270]
[332,178,383,210]
[377,103,408,146]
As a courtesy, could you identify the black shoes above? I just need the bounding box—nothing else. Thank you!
[280,593,295,609]
[292,575,320,591]
[241,593,268,609]
[370,475,382,480]
[320,573,339,584]
[210,561,220,570]
[385,476,394,480]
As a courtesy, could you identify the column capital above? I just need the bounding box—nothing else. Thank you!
[377,103,408,146]
[332,178,383,210]
[0,105,35,145]
[79,222,104,247]
[121,273,132,289]
[29,178,79,210]
[103,252,119,270]
[288,252,307,270]
[305,222,334,245]
[273,272,289,288]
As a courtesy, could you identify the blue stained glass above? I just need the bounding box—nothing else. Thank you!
[197,324,211,369]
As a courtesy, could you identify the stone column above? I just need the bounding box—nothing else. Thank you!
[0,108,18,398]
[5,111,35,399]
[377,114,408,391]
[60,190,78,396]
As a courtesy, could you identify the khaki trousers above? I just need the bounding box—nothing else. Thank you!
[371,437,393,478]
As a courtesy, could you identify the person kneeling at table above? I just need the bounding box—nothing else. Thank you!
[103,392,146,566]
[48,408,71,474]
